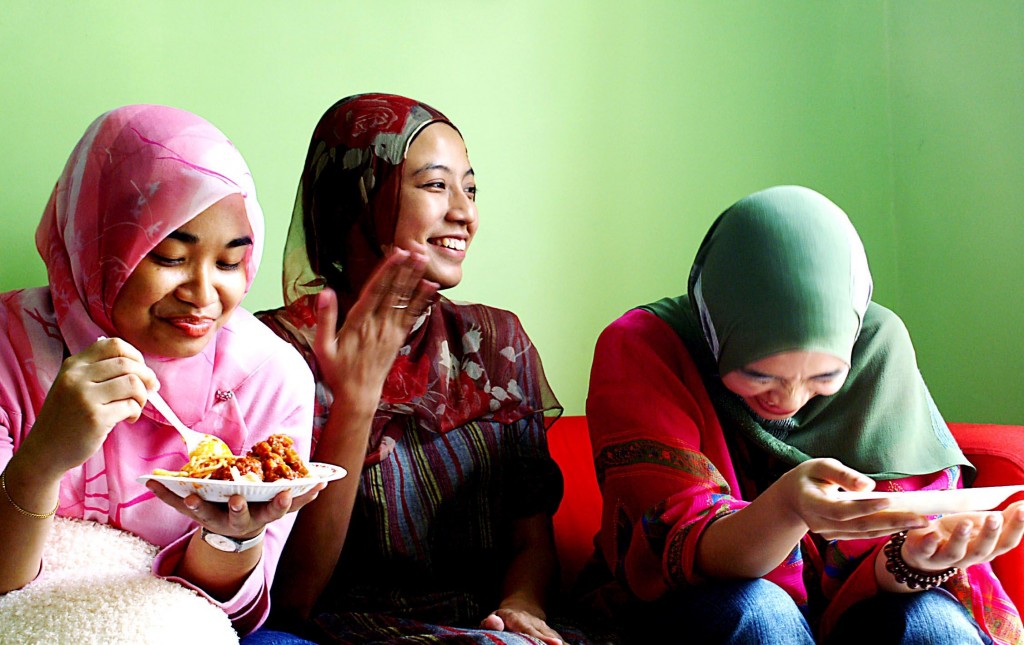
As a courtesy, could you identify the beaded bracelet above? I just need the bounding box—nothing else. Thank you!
[1,469,58,520]
[884,531,958,590]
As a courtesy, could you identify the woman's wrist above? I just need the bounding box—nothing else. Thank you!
[3,452,63,504]
[875,531,958,592]
[311,400,376,464]
[332,394,380,423]
[884,531,957,589]
[2,468,58,519]
[9,434,70,484]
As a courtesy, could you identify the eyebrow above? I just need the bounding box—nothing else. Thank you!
[166,230,254,248]
[411,163,475,179]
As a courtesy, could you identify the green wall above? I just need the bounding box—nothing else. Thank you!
[1,2,1019,423]
[886,3,1024,424]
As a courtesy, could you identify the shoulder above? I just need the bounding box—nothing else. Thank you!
[0,287,63,374]
[860,302,913,346]
[441,299,533,349]
[221,308,314,390]
[597,308,688,354]
[444,299,523,328]
[253,305,317,373]
[591,308,703,390]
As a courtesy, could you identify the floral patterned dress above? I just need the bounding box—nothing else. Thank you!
[258,298,598,644]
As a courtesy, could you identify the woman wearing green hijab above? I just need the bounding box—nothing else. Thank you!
[584,186,1024,643]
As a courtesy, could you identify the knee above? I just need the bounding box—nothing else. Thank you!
[901,590,986,643]
[832,590,986,645]
[707,580,811,644]
[725,579,803,623]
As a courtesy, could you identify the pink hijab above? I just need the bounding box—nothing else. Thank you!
[29,104,263,425]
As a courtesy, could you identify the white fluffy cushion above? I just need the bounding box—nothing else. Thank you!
[0,517,238,644]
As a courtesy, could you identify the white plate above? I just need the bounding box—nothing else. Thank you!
[138,462,347,503]
[833,485,1024,514]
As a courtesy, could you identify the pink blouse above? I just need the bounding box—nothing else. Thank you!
[0,289,314,636]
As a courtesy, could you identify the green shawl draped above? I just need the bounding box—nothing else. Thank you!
[641,186,968,480]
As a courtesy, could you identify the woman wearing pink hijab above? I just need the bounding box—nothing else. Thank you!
[0,105,319,636]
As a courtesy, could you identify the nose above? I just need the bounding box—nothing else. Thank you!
[176,265,218,308]
[446,187,478,228]
[768,383,807,411]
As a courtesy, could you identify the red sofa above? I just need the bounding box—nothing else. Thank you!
[546,416,1024,609]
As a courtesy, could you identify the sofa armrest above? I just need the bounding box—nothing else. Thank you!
[949,422,1024,610]
[547,416,602,591]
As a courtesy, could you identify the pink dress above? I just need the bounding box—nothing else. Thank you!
[0,291,313,635]
[0,105,314,636]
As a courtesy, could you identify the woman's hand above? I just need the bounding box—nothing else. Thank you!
[314,246,438,413]
[23,337,158,477]
[775,458,929,540]
[144,481,326,538]
[899,501,1024,573]
[480,605,564,645]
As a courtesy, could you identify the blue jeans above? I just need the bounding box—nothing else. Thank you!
[624,579,989,644]
[626,578,814,644]
[826,588,991,645]
[239,629,317,645]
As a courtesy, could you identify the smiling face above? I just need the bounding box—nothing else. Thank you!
[720,350,850,420]
[111,194,253,358]
[391,122,478,289]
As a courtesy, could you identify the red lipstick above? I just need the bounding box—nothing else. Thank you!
[165,316,215,338]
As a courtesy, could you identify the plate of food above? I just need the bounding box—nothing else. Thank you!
[138,434,346,503]
[832,485,1024,515]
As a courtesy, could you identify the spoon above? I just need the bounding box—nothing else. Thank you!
[147,389,228,454]
[94,336,230,456]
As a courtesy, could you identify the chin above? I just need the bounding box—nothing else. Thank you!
[142,330,218,359]
[428,270,463,290]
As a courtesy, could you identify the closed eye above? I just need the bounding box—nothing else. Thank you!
[740,369,774,383]
[812,370,846,383]
[148,252,183,266]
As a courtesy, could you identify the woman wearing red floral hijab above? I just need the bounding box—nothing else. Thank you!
[255,94,575,644]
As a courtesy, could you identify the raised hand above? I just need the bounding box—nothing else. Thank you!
[23,337,158,477]
[314,245,438,411]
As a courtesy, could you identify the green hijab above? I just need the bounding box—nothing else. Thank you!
[641,186,969,480]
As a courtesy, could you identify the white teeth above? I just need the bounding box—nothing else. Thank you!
[433,237,466,251]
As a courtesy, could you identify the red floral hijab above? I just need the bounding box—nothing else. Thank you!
[271,93,559,464]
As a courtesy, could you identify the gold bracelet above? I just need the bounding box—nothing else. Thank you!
[1,469,58,520]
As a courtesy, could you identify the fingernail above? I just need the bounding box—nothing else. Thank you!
[184,498,199,511]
